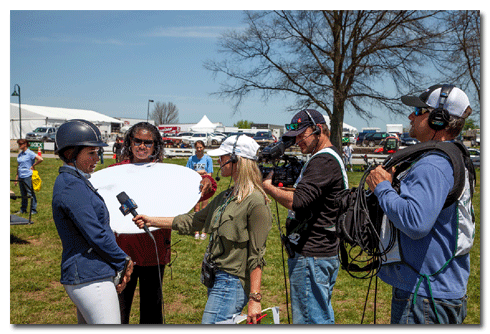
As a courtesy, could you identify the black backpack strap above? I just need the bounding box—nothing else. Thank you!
[382,141,472,209]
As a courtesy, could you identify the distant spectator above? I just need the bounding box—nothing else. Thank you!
[186,140,214,240]
[14,139,43,214]
[343,142,354,172]
[113,136,123,162]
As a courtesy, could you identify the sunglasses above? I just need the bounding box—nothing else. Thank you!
[286,123,301,131]
[413,107,431,116]
[132,138,154,148]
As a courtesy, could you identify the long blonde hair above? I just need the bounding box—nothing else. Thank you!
[232,156,270,204]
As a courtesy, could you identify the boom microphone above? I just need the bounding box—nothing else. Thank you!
[215,159,233,181]
[116,191,151,235]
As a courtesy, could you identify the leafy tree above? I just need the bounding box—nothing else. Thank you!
[234,120,253,129]
[205,10,446,148]
[152,102,179,125]
[463,117,479,131]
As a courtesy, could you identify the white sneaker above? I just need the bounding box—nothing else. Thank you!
[200,233,207,240]
[194,232,200,239]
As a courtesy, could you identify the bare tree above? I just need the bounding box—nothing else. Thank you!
[205,10,444,148]
[438,10,480,112]
[152,102,179,125]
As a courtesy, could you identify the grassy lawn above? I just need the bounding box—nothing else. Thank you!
[10,156,480,324]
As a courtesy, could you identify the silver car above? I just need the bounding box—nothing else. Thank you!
[26,126,57,141]
[468,148,480,168]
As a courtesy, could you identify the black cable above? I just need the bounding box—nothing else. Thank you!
[337,163,396,280]
[146,230,165,324]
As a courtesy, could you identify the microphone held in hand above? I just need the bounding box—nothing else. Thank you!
[116,191,151,235]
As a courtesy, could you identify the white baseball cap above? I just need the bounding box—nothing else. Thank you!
[207,134,259,160]
[401,84,470,118]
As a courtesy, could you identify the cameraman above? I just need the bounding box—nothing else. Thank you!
[262,109,348,324]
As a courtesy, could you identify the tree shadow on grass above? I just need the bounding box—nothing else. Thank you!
[11,234,30,244]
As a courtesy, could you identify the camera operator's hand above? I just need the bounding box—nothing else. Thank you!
[366,165,394,192]
[262,170,274,188]
[262,170,294,210]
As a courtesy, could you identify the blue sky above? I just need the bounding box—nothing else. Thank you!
[8,10,467,132]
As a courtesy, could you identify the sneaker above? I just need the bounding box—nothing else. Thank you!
[194,232,200,239]
[14,210,27,215]
[200,233,207,240]
[30,211,38,215]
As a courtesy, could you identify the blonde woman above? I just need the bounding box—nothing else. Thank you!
[133,135,272,324]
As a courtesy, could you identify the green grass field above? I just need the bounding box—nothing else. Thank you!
[10,156,480,324]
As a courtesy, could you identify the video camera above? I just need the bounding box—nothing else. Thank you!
[258,137,304,187]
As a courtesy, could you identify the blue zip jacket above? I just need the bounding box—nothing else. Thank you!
[374,153,471,299]
[52,166,128,285]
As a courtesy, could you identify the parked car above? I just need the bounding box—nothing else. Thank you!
[342,133,356,145]
[26,126,57,141]
[168,132,194,146]
[471,133,480,147]
[45,132,56,142]
[227,132,255,139]
[468,148,480,168]
[184,132,213,146]
[209,132,227,145]
[362,132,389,147]
[253,131,276,147]
[400,132,419,146]
[356,132,371,146]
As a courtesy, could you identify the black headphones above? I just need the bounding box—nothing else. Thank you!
[304,109,321,135]
[428,84,454,131]
[229,134,242,164]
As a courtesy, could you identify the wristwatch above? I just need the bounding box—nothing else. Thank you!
[249,292,262,302]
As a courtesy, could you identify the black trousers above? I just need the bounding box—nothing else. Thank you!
[118,264,165,324]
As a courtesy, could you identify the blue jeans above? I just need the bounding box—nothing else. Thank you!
[288,253,340,324]
[390,287,468,324]
[201,270,248,324]
[18,176,37,213]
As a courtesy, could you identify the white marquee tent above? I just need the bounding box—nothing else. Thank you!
[10,103,123,139]
[189,115,217,133]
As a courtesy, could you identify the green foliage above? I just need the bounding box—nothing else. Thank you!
[463,117,480,130]
[233,120,252,129]
[10,157,480,324]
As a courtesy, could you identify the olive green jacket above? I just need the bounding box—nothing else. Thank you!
[173,188,272,293]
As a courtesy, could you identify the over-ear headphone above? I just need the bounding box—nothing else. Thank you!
[229,134,242,164]
[304,109,321,135]
[216,134,242,182]
[428,84,454,131]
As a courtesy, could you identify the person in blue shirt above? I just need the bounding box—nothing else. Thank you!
[186,140,214,240]
[52,119,133,324]
[366,84,475,324]
[14,139,43,214]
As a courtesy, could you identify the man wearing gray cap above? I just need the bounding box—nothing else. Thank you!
[263,109,348,324]
[366,84,476,324]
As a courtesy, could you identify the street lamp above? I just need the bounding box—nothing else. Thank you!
[11,84,22,139]
[147,99,154,123]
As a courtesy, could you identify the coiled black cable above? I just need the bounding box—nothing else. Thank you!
[336,164,396,280]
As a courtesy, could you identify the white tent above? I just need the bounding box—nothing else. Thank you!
[189,115,217,133]
[322,114,358,134]
[10,103,123,139]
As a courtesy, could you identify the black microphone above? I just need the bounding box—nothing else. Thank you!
[116,191,151,235]
[215,159,233,181]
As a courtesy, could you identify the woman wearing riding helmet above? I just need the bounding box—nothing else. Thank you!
[52,119,133,324]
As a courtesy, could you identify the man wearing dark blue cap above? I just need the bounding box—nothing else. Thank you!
[263,109,349,324]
